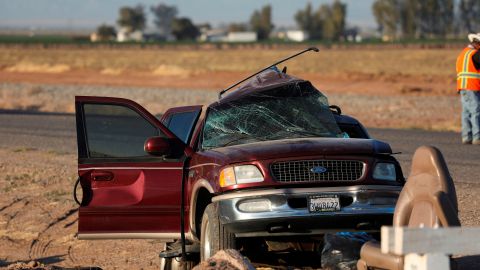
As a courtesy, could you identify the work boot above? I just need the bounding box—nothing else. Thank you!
[462,140,472,144]
[473,140,480,145]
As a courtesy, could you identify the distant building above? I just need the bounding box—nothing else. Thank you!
[143,28,175,42]
[356,26,379,41]
[199,29,257,43]
[90,32,99,42]
[225,32,257,42]
[117,27,143,42]
[285,30,309,42]
[199,29,227,42]
[273,29,309,42]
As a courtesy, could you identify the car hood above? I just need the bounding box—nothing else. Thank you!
[209,138,392,164]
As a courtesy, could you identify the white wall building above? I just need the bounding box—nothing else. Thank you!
[117,27,143,42]
[285,30,309,42]
[225,32,257,42]
[199,29,227,42]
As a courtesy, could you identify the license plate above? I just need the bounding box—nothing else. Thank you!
[308,195,340,212]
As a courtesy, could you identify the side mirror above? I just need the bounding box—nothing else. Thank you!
[144,136,171,156]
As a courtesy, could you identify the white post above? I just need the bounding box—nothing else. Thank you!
[381,227,480,270]
[404,253,450,270]
[381,227,480,255]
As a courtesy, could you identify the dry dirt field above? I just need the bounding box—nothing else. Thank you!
[0,46,459,97]
[0,46,465,132]
[0,148,167,269]
[0,46,478,269]
[1,142,479,269]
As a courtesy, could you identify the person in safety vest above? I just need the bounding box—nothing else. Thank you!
[456,33,480,145]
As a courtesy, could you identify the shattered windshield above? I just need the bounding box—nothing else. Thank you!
[202,82,345,149]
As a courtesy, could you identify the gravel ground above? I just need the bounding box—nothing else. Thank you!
[0,82,477,269]
[0,82,461,132]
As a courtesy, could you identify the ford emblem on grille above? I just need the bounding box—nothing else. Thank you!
[310,166,328,174]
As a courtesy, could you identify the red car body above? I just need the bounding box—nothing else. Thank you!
[75,70,404,253]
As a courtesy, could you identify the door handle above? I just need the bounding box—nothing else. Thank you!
[91,171,114,181]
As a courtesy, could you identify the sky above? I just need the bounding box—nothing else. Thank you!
[0,0,376,30]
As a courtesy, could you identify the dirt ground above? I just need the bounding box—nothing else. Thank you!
[0,46,464,132]
[0,46,461,101]
[0,148,168,269]
[0,47,477,269]
[1,147,479,269]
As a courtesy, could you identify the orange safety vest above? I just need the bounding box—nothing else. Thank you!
[456,47,480,91]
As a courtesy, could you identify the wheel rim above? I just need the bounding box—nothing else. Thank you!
[203,219,212,258]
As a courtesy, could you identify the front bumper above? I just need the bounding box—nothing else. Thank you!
[212,185,402,237]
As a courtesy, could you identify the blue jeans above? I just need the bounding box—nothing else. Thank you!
[460,90,480,142]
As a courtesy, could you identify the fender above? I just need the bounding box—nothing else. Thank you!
[189,179,214,241]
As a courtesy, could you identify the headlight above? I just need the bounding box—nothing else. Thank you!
[373,163,397,181]
[219,165,264,187]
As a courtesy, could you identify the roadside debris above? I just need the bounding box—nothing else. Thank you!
[193,250,255,270]
[6,261,102,270]
[6,261,46,270]
[321,232,375,270]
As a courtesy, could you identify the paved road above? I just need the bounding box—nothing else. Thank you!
[0,110,478,184]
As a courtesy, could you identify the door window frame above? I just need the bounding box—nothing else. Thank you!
[76,100,185,164]
[164,110,201,145]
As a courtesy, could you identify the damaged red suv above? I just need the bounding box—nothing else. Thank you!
[75,60,404,265]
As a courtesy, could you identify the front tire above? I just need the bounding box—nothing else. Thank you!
[200,203,236,261]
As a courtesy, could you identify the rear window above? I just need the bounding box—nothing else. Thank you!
[338,124,369,139]
[165,111,199,143]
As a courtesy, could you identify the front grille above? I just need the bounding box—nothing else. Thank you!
[271,160,364,182]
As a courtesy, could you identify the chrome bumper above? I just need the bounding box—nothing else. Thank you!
[212,185,402,237]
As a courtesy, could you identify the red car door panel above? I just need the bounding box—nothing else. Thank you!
[75,96,189,238]
[85,169,145,206]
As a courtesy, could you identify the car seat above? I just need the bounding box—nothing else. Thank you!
[357,145,461,270]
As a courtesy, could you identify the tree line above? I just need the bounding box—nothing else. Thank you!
[294,0,346,41]
[96,2,348,42]
[96,4,199,41]
[372,0,480,40]
[97,1,478,42]
[96,3,275,41]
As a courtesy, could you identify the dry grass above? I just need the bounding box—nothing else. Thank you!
[0,47,464,131]
[0,47,459,80]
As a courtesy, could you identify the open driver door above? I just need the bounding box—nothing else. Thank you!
[75,96,190,240]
